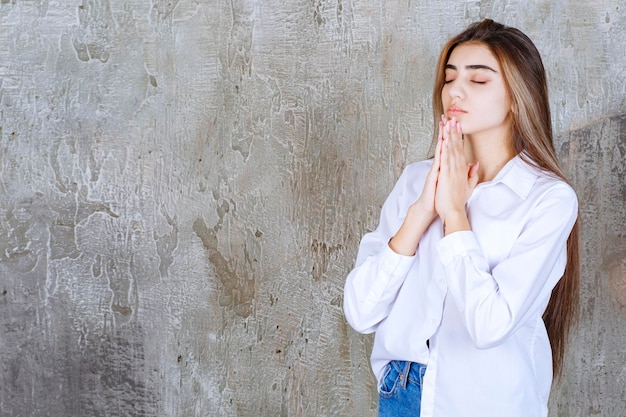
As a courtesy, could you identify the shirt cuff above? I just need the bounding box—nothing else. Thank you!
[380,242,415,278]
[437,230,481,265]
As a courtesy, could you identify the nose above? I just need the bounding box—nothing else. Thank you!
[446,80,465,100]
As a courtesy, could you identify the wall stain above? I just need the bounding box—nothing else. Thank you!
[92,254,103,277]
[192,218,255,318]
[0,196,46,273]
[150,0,180,29]
[72,0,114,63]
[311,238,344,282]
[291,117,351,282]
[313,0,326,27]
[154,209,178,278]
[74,324,159,416]
[49,192,119,261]
[104,252,137,326]
[603,247,626,309]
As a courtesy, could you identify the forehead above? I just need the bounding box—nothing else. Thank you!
[446,43,501,70]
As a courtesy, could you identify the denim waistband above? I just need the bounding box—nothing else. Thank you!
[388,360,426,389]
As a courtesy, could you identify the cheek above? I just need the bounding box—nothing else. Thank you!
[495,87,512,112]
[496,96,513,119]
[485,91,510,118]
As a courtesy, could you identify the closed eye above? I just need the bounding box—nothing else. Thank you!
[472,80,487,84]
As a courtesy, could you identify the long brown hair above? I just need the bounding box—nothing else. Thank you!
[431,19,580,379]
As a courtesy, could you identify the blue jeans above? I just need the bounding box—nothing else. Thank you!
[378,360,426,417]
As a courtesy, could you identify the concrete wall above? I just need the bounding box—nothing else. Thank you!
[0,0,624,416]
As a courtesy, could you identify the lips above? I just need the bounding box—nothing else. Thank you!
[447,105,466,115]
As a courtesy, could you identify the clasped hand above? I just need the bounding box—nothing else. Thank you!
[416,116,479,235]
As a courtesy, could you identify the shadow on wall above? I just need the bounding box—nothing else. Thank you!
[557,113,626,309]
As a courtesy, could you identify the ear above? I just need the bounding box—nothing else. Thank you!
[508,101,518,129]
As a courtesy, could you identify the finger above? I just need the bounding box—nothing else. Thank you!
[434,121,444,165]
[448,120,466,170]
[442,119,454,149]
[449,119,462,149]
[428,122,444,177]
[444,120,457,170]
[439,127,450,173]
[468,161,480,190]
[427,128,444,189]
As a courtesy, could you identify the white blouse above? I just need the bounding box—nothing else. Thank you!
[343,155,578,417]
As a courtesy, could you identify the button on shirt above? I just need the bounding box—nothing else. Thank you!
[343,155,578,417]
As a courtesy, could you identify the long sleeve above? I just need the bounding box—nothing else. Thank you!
[437,180,578,348]
[344,244,415,333]
[343,162,431,334]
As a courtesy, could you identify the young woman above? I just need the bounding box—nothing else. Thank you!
[343,19,579,417]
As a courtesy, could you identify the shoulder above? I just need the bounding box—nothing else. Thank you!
[510,156,577,200]
[518,159,578,214]
[526,160,576,197]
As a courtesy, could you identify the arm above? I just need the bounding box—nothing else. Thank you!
[344,134,445,333]
[438,183,578,348]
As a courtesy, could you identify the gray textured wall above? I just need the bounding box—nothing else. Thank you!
[0,1,624,416]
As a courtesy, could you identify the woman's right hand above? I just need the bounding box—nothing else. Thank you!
[388,120,444,256]
[412,119,444,221]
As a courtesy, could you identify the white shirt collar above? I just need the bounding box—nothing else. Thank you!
[489,154,540,199]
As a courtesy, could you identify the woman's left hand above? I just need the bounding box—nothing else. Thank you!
[435,117,480,235]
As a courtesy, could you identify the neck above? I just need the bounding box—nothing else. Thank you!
[464,131,516,183]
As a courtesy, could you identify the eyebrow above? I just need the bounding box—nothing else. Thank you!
[445,64,498,73]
